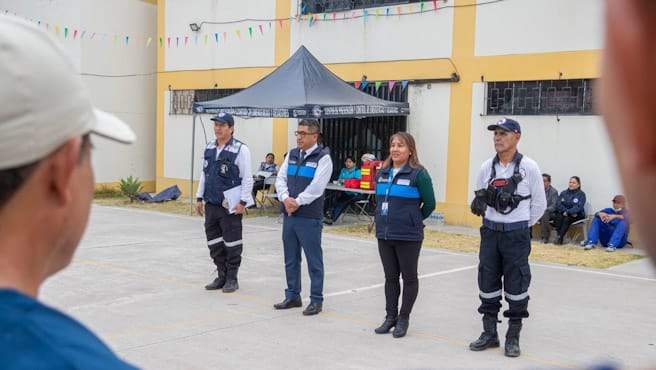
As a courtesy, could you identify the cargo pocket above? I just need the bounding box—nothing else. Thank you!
[519,264,532,293]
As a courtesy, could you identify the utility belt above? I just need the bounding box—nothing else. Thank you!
[483,219,529,232]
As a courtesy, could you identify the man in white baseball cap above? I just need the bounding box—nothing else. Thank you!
[0,16,138,369]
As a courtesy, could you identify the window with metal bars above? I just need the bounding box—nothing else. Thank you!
[301,0,422,14]
[485,79,596,116]
[321,82,407,179]
[169,89,242,115]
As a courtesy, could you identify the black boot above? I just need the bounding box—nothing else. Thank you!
[504,320,522,357]
[469,315,500,351]
[222,278,238,293]
[204,269,226,290]
[392,317,409,338]
[374,315,397,334]
[222,267,239,293]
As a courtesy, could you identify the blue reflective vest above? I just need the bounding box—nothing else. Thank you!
[202,138,243,206]
[284,147,331,219]
[375,165,424,241]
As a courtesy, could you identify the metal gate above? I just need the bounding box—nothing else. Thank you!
[321,83,408,179]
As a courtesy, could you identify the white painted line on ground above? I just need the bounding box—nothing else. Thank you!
[533,263,656,282]
[323,264,477,298]
[321,233,470,257]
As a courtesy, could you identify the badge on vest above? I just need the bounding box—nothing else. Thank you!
[381,202,389,216]
[573,198,579,203]
[203,160,208,168]
[306,162,318,168]
[218,159,230,177]
[397,179,411,186]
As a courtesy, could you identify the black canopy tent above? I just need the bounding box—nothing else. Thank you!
[192,45,410,118]
[187,45,410,208]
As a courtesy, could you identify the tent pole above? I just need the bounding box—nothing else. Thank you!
[190,114,197,215]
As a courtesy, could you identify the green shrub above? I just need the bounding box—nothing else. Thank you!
[94,185,121,199]
[119,176,143,203]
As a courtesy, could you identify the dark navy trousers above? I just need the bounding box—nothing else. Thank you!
[282,215,324,304]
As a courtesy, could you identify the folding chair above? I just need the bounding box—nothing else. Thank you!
[258,175,278,212]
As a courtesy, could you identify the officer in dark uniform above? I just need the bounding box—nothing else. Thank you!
[469,118,546,357]
[196,112,254,293]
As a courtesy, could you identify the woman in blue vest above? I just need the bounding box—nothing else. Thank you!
[373,132,436,338]
[551,176,587,245]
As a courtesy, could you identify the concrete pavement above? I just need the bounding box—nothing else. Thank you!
[40,206,656,369]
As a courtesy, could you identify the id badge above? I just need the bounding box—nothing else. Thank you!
[381,202,389,216]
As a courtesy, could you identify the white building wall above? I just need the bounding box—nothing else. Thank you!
[290,3,454,63]
[475,0,604,56]
[163,92,274,180]
[407,83,450,203]
[165,0,276,71]
[468,83,622,214]
[0,0,156,184]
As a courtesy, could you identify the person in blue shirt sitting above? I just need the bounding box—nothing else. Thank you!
[324,157,362,225]
[583,195,630,252]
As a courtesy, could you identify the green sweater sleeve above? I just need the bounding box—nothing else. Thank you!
[416,168,436,219]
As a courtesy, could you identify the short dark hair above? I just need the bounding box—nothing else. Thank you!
[571,175,582,188]
[266,152,275,160]
[542,173,551,182]
[0,134,91,209]
[298,119,320,133]
[0,160,40,209]
[344,156,354,163]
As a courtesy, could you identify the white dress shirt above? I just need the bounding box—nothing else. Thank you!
[476,154,547,226]
[196,138,254,206]
[276,143,333,205]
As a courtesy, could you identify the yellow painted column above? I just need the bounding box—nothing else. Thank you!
[442,0,479,226]
[272,0,292,163]
[155,0,166,191]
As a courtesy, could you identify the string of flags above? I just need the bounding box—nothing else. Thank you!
[1,1,446,49]
[354,80,410,93]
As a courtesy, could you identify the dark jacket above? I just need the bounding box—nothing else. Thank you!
[374,165,435,241]
[545,185,559,214]
[283,147,331,219]
[556,188,586,216]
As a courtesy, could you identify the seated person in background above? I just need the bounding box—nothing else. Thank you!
[583,195,629,252]
[361,153,376,163]
[539,173,559,243]
[324,157,362,225]
[551,176,587,245]
[252,153,278,203]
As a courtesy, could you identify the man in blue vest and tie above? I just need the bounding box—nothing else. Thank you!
[274,119,333,316]
[196,112,254,293]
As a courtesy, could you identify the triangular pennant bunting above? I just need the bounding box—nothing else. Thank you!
[388,80,396,91]
[374,81,382,92]
[354,81,361,89]
[401,80,409,90]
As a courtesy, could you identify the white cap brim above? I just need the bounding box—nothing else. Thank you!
[90,109,136,144]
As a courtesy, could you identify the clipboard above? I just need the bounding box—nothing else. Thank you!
[223,186,254,214]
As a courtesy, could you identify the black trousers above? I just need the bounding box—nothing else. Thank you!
[204,203,243,279]
[477,226,531,320]
[551,212,585,239]
[377,239,422,319]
